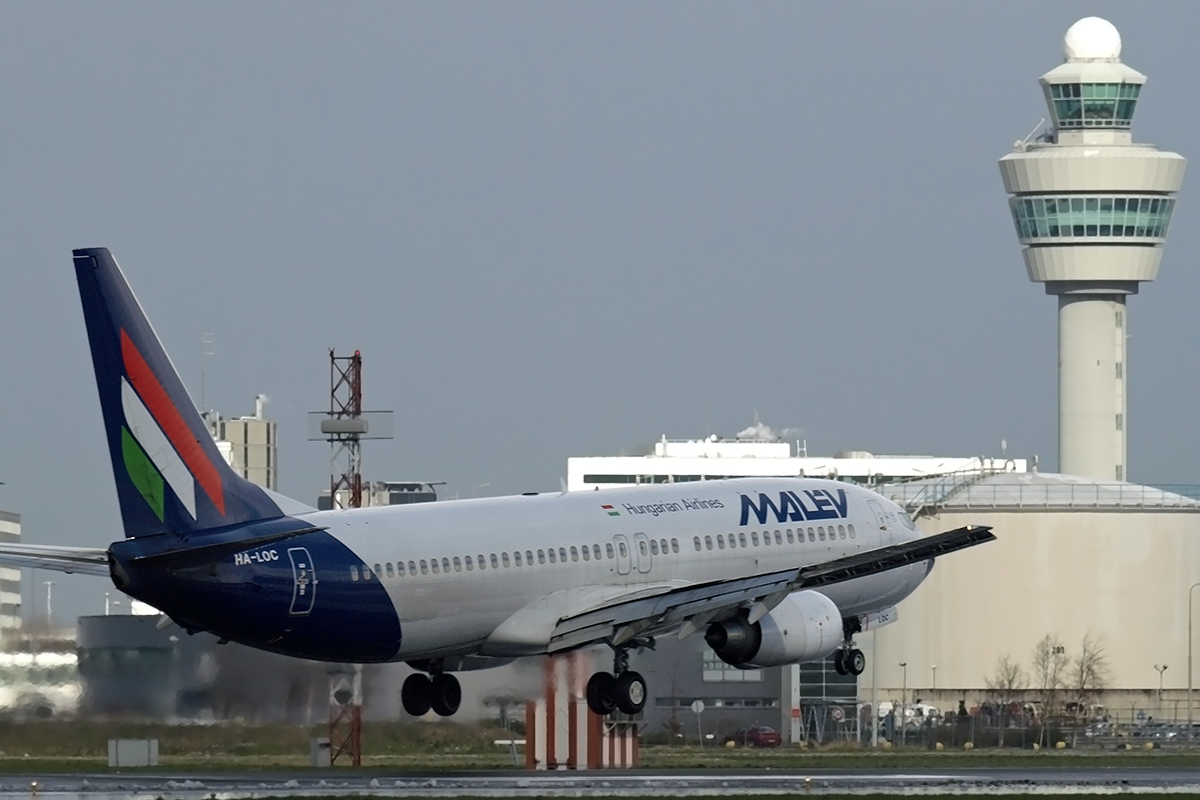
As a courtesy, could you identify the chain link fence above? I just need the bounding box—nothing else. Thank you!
[832,699,1200,750]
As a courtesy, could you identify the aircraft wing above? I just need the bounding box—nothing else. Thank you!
[547,525,993,653]
[0,543,111,577]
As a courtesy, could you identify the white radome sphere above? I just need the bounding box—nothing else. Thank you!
[1064,17,1122,61]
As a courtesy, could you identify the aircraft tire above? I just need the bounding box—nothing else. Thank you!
[614,671,647,715]
[848,649,866,676]
[586,672,617,716]
[833,650,848,676]
[430,673,462,717]
[402,673,433,717]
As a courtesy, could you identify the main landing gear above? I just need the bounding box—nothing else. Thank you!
[401,660,462,717]
[834,617,866,677]
[586,645,647,716]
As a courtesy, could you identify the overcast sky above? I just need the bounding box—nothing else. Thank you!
[1,2,1198,622]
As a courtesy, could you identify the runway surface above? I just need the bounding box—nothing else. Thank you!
[5,767,1200,797]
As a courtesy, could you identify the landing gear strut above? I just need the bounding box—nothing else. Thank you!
[834,618,866,677]
[401,660,462,717]
[586,644,647,716]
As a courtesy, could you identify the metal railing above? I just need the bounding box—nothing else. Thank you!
[885,481,1200,512]
[898,468,1003,517]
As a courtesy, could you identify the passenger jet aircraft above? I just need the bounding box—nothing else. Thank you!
[0,248,995,718]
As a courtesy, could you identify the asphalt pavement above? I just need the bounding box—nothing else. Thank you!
[4,766,1200,797]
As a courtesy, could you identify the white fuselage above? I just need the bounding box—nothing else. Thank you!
[304,477,928,661]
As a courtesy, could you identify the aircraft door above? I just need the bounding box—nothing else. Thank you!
[632,533,652,574]
[287,547,317,616]
[613,535,632,575]
[866,500,894,546]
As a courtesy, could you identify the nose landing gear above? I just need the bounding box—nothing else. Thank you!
[401,660,462,717]
[586,644,647,716]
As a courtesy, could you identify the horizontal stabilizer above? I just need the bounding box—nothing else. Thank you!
[126,522,326,570]
[0,543,110,577]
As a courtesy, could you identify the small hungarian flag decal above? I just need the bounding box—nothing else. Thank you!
[601,504,619,517]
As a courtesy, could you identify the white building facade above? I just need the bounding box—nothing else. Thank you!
[204,395,278,491]
[0,511,19,631]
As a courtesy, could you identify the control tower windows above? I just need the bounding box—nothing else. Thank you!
[1010,195,1174,242]
[1049,83,1140,128]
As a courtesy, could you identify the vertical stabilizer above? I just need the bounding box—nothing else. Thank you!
[73,248,284,537]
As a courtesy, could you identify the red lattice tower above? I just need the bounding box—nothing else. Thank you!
[324,350,364,509]
[328,666,362,767]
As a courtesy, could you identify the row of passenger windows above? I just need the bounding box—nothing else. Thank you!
[692,524,856,552]
[349,524,857,582]
[349,538,682,581]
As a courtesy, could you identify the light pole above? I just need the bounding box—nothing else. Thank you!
[1155,664,1168,715]
[42,581,54,625]
[932,664,938,692]
[870,630,879,748]
[899,662,908,747]
[1190,583,1200,742]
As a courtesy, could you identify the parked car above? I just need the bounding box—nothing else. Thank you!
[725,726,782,747]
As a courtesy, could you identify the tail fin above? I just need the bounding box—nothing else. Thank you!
[73,248,284,538]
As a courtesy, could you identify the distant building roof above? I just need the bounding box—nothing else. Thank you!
[568,435,1026,492]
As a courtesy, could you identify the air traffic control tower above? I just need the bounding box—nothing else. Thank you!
[1000,18,1185,482]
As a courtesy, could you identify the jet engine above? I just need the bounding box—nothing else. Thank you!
[704,590,841,669]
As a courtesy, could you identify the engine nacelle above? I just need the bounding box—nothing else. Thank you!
[704,590,841,669]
